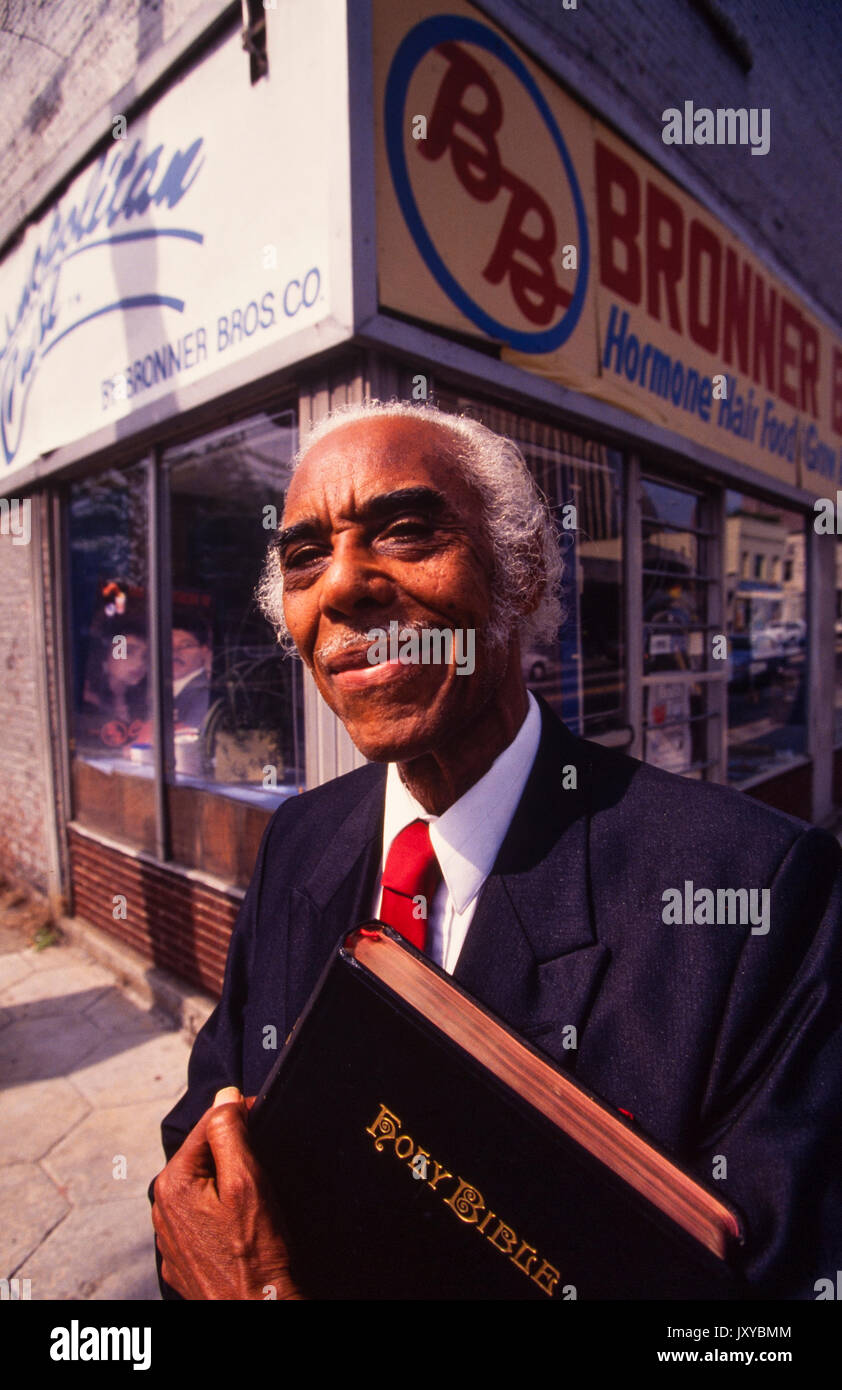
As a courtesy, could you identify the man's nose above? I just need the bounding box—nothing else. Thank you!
[318,537,395,618]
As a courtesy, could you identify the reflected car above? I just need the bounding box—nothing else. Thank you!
[762,621,805,649]
[727,632,782,689]
[522,648,561,684]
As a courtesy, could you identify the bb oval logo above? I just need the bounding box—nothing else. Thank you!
[384,15,589,354]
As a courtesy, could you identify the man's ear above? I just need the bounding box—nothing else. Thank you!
[514,560,545,621]
[513,529,548,621]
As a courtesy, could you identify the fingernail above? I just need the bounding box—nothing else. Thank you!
[213,1086,242,1107]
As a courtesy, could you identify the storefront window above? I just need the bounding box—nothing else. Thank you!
[164,411,303,883]
[66,409,302,879]
[437,394,626,741]
[165,411,302,799]
[725,492,807,783]
[68,463,155,851]
[641,477,715,777]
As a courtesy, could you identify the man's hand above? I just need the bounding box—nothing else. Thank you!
[151,1086,305,1300]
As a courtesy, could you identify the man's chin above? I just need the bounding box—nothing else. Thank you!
[340,718,442,765]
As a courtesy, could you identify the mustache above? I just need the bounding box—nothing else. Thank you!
[316,619,447,665]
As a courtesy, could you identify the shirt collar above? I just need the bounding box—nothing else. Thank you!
[381,690,542,913]
[173,669,205,698]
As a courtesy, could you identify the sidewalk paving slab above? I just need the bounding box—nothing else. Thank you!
[70,1032,192,1109]
[1,961,113,1018]
[0,1079,90,1164]
[0,1012,104,1085]
[0,1162,69,1273]
[16,1200,162,1301]
[42,1101,174,1207]
[0,919,196,1302]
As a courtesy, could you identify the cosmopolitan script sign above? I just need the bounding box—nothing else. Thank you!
[0,18,342,480]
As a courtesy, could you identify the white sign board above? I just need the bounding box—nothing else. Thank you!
[0,9,351,480]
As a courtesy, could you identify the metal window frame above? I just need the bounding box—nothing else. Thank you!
[148,451,173,863]
[637,465,727,783]
[240,0,269,83]
[53,389,302,874]
[50,486,76,908]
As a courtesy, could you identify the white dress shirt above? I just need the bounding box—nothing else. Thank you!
[372,691,542,974]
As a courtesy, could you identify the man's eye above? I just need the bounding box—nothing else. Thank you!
[283,546,324,570]
[382,518,433,540]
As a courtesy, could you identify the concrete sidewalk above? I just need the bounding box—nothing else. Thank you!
[0,908,200,1301]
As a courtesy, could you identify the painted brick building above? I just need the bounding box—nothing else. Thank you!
[1,0,841,993]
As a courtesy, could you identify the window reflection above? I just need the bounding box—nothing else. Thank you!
[71,472,151,766]
[725,493,807,782]
[436,393,625,741]
[69,466,155,851]
[642,478,709,775]
[170,602,214,775]
[165,410,303,801]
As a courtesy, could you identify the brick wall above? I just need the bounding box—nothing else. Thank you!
[0,511,50,892]
[0,0,216,249]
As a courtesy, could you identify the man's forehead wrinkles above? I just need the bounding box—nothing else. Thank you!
[281,486,451,541]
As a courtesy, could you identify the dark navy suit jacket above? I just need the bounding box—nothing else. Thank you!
[158,699,842,1299]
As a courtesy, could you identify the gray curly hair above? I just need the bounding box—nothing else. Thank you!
[257,400,563,655]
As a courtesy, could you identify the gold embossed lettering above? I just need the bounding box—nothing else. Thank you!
[427,1160,453,1191]
[444,1178,486,1224]
[362,1107,564,1298]
[531,1258,561,1297]
[511,1240,538,1276]
[365,1103,401,1152]
[487,1220,518,1254]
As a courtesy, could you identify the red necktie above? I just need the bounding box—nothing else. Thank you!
[379,819,442,952]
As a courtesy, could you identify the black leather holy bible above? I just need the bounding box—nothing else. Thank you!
[248,924,745,1301]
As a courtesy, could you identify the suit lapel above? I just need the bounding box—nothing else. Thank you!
[453,701,610,1065]
[284,768,385,1028]
[285,701,628,1065]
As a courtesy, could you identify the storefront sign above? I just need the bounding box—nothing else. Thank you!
[1,17,344,480]
[374,0,842,495]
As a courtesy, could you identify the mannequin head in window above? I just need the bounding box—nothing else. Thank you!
[82,611,149,723]
[172,610,212,685]
[108,630,149,692]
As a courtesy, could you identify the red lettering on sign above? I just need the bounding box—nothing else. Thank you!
[422,42,504,201]
[722,248,751,374]
[594,143,825,429]
[778,298,801,409]
[419,42,569,326]
[594,141,641,303]
[646,183,683,331]
[483,170,571,323]
[800,319,819,418]
[687,219,722,353]
[752,275,777,392]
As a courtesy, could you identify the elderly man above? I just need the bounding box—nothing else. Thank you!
[152,401,842,1301]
